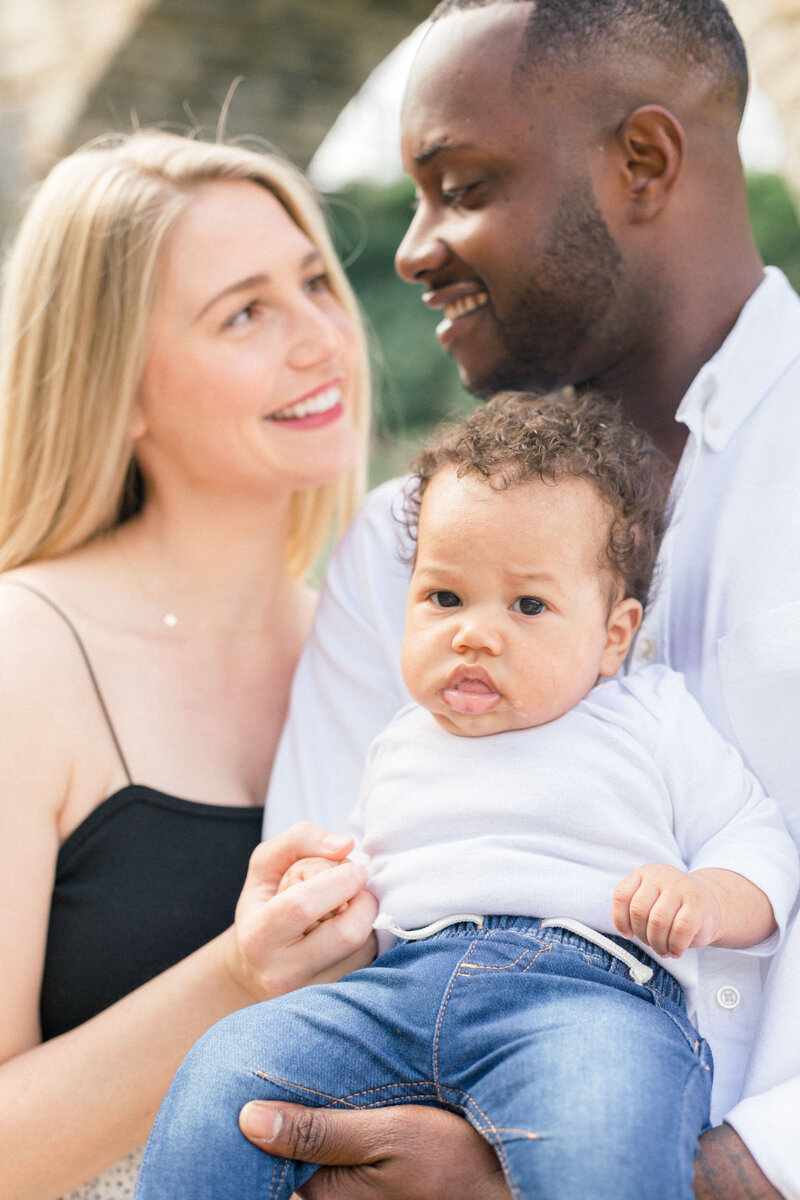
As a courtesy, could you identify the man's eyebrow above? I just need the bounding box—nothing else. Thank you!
[413,140,476,167]
[195,251,322,321]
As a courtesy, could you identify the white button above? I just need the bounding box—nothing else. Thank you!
[636,636,655,661]
[716,985,741,1010]
[706,410,723,432]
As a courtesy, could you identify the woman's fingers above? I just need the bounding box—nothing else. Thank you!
[232,860,376,999]
[242,823,354,896]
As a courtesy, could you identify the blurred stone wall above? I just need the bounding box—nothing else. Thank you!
[0,0,430,229]
[728,0,800,209]
[0,0,799,222]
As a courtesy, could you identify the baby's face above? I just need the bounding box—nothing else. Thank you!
[401,468,641,736]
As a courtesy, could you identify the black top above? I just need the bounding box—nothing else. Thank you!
[0,580,264,1042]
[39,785,263,1040]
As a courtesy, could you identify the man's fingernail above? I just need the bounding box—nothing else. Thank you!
[240,1102,283,1142]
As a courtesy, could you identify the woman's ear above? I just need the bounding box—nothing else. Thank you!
[599,597,643,677]
[617,105,685,223]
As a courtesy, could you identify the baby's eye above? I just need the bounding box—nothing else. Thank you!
[429,591,461,609]
[512,596,545,616]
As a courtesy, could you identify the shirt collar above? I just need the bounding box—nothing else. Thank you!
[675,267,800,452]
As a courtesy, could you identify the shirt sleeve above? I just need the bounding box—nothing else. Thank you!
[263,479,412,839]
[653,668,800,949]
[725,1081,800,1199]
[724,905,800,1196]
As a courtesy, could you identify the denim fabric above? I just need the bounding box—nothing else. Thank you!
[136,917,712,1200]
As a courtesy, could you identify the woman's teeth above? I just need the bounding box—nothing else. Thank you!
[270,385,342,421]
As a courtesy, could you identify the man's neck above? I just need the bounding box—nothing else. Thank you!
[593,259,765,467]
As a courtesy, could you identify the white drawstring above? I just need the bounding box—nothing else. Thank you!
[373,912,484,941]
[373,912,654,986]
[539,917,654,985]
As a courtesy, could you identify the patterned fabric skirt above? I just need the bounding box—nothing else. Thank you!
[61,1145,144,1200]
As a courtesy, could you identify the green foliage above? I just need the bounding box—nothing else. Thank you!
[747,172,800,291]
[324,179,475,483]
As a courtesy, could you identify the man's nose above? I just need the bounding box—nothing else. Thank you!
[395,206,449,283]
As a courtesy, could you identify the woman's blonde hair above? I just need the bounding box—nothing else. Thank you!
[0,129,370,576]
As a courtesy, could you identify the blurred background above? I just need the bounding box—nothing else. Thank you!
[1,0,799,485]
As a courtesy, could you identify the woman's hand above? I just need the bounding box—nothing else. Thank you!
[225,822,378,1002]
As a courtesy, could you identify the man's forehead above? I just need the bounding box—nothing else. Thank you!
[400,5,537,158]
[403,4,530,110]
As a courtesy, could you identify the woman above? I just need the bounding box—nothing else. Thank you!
[0,130,377,1199]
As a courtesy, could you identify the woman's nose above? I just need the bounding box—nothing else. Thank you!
[395,206,449,284]
[288,300,350,369]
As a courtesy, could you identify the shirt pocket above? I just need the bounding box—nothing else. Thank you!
[717,600,800,845]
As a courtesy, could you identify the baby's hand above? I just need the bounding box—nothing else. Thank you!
[278,856,341,893]
[612,863,722,958]
[278,856,350,932]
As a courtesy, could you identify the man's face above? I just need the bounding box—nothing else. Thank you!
[396,5,633,397]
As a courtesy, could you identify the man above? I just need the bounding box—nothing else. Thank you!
[242,2,800,1196]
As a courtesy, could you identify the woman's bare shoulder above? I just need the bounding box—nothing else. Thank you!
[0,564,98,777]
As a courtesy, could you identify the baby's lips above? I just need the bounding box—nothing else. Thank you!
[442,683,501,714]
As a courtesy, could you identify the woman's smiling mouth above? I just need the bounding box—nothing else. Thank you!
[269,383,343,424]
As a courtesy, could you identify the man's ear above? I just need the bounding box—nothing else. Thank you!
[616,105,685,223]
[599,597,643,677]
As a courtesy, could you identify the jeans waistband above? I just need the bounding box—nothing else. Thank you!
[375,912,683,1005]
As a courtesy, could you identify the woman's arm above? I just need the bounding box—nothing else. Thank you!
[0,803,375,1200]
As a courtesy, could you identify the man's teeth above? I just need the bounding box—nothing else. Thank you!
[270,385,341,421]
[443,292,489,323]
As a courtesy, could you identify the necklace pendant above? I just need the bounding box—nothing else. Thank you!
[163,612,178,628]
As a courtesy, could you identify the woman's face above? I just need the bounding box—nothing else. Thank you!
[134,180,362,502]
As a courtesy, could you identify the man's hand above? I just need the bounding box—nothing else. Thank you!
[694,1124,781,1199]
[239,1102,510,1199]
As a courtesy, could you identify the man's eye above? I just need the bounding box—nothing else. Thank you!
[440,180,484,210]
[441,185,472,209]
[512,596,545,616]
[429,591,461,608]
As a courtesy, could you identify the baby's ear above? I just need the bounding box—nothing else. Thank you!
[599,598,643,677]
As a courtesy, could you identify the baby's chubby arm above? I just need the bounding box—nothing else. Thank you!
[612,864,776,959]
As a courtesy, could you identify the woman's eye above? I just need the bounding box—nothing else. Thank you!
[429,591,461,609]
[305,273,332,295]
[512,596,545,616]
[227,302,261,328]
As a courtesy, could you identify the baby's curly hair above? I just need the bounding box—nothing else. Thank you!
[405,391,673,608]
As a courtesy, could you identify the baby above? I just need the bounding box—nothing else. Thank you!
[135,393,798,1200]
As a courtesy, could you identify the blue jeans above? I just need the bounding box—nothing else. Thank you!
[136,917,712,1200]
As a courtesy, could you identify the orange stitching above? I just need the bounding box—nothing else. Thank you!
[252,1072,439,1105]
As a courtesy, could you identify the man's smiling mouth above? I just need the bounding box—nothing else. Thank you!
[435,291,489,336]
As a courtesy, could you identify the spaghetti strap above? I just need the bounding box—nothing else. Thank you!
[0,578,134,785]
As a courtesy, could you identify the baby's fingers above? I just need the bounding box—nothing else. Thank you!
[611,871,643,939]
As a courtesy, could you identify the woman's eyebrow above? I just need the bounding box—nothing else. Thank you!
[195,251,323,321]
